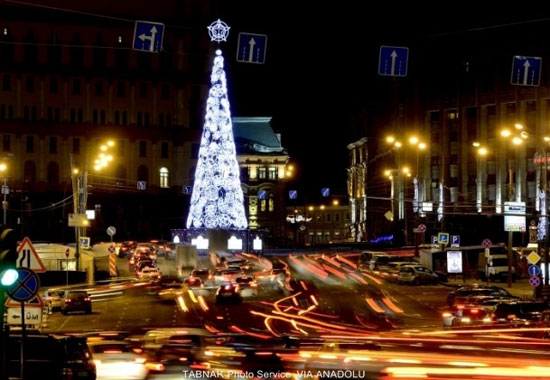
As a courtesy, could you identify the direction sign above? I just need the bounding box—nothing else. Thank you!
[258,190,267,200]
[7,307,42,326]
[530,276,541,287]
[511,56,542,86]
[451,235,460,247]
[133,20,165,53]
[431,235,438,245]
[183,186,192,194]
[1,185,9,195]
[529,265,542,277]
[7,268,39,302]
[417,224,427,233]
[527,251,541,265]
[321,188,331,197]
[106,226,117,237]
[482,239,492,248]
[68,213,88,227]
[79,237,90,249]
[137,181,147,190]
[437,232,450,245]
[236,32,267,64]
[16,237,46,272]
[289,190,298,200]
[379,46,409,77]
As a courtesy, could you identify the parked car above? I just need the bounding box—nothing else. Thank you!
[215,282,242,304]
[398,265,444,285]
[7,334,96,379]
[446,285,516,307]
[62,290,92,315]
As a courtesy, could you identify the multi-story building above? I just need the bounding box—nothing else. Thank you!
[0,2,211,241]
[347,137,368,241]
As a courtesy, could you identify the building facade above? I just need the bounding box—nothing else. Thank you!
[347,137,368,241]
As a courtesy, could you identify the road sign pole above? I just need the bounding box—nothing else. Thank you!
[508,231,513,288]
[20,301,25,380]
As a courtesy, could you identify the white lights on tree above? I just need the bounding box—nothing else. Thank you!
[186,49,248,230]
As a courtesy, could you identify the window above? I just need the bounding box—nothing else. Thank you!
[47,162,59,183]
[122,111,128,125]
[47,107,53,121]
[137,165,148,182]
[258,167,266,179]
[160,167,169,188]
[139,141,146,157]
[268,167,277,180]
[117,140,125,156]
[161,142,169,158]
[70,108,76,123]
[72,138,80,154]
[26,76,34,92]
[95,81,103,96]
[335,213,340,222]
[100,110,106,124]
[166,113,172,127]
[2,74,10,91]
[140,83,147,98]
[268,198,274,212]
[2,135,10,151]
[144,113,150,127]
[137,112,142,126]
[93,110,98,124]
[114,111,120,125]
[72,79,80,95]
[50,77,58,94]
[117,82,125,97]
[161,84,170,100]
[159,112,164,127]
[326,213,332,222]
[78,109,83,123]
[31,107,37,121]
[260,199,266,212]
[26,136,34,153]
[49,137,57,153]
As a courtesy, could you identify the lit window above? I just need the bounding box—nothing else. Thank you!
[160,167,169,188]
[268,198,274,212]
[260,199,266,212]
[258,167,266,179]
[268,167,277,180]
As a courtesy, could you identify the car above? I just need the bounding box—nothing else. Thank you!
[138,267,161,281]
[7,334,96,379]
[134,245,157,261]
[398,265,442,285]
[191,268,211,282]
[119,241,137,258]
[446,285,515,307]
[234,276,258,297]
[213,268,242,284]
[216,282,242,304]
[88,340,147,380]
[184,276,203,287]
[149,240,169,257]
[62,290,92,315]
[442,306,492,327]
[490,300,550,323]
[45,289,66,311]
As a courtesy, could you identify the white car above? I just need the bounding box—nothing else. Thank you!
[138,267,161,281]
[88,340,147,380]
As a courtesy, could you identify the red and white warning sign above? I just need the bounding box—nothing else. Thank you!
[17,237,46,272]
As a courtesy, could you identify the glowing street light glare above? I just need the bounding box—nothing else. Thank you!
[72,168,79,175]
[514,123,524,130]
[521,131,528,139]
[386,136,395,144]
[332,200,339,206]
[94,165,101,171]
[320,205,325,210]
[472,141,480,147]
[500,129,511,137]
[100,145,107,151]
[545,136,550,142]
[106,155,113,162]
[418,142,427,150]
[394,141,402,148]
[384,169,391,177]
[0,163,6,172]
[402,167,410,174]
[478,147,488,156]
[287,165,294,171]
[107,140,115,147]
[512,136,523,145]
[409,136,419,145]
[308,206,314,211]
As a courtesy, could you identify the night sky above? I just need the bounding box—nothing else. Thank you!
[215,2,550,200]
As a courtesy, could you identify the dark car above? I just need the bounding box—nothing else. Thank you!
[62,290,92,315]
[491,300,550,323]
[191,268,211,282]
[397,265,444,285]
[7,334,96,379]
[215,282,242,304]
[119,241,137,258]
[446,285,516,307]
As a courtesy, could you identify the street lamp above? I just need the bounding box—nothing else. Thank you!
[0,163,8,225]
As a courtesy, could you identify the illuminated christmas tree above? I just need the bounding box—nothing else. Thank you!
[186,49,248,230]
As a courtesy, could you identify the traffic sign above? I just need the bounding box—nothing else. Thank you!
[1,185,8,195]
[379,46,409,77]
[7,307,42,326]
[183,186,192,194]
[431,235,438,245]
[321,188,331,197]
[7,268,39,302]
[417,224,426,233]
[137,181,147,190]
[65,248,70,258]
[530,276,541,287]
[451,235,460,247]
[258,190,267,200]
[16,237,46,272]
[529,265,542,277]
[106,226,117,237]
[482,239,492,248]
[133,20,165,53]
[527,251,541,265]
[511,56,542,86]
[68,213,88,227]
[108,245,116,254]
[5,294,43,308]
[289,190,298,200]
[236,32,267,64]
[437,232,450,245]
[79,237,90,249]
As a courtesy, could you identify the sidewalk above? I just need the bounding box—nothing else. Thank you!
[446,277,536,300]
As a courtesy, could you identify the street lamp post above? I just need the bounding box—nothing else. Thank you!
[0,163,8,225]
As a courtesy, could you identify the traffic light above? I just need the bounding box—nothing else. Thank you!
[0,226,18,286]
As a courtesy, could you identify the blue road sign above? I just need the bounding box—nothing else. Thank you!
[8,268,40,302]
[321,188,330,197]
[183,186,192,194]
[511,56,542,86]
[529,265,541,277]
[379,46,409,77]
[237,33,268,64]
[289,190,298,200]
[137,181,146,190]
[451,235,460,246]
[530,276,541,287]
[258,190,267,200]
[431,235,438,245]
[133,21,165,53]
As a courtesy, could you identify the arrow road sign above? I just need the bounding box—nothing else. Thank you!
[529,265,541,277]
[289,190,298,200]
[258,190,267,200]
[133,20,165,53]
[7,307,42,326]
[236,32,267,64]
[7,268,40,302]
[511,56,542,86]
[321,188,331,197]
[379,46,409,77]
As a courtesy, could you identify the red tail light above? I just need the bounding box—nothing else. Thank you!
[65,299,72,303]
[470,309,479,314]
[84,297,91,302]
